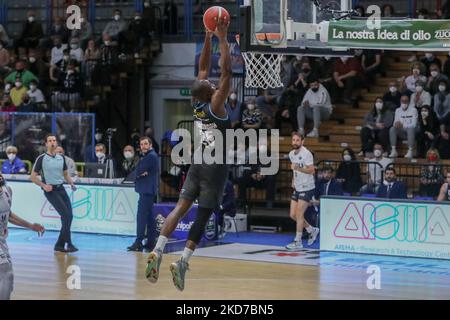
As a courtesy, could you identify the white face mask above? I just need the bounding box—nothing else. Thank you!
[375,102,383,110]
[247,104,255,111]
[28,16,35,23]
[134,16,142,21]
[96,152,105,159]
[104,41,111,46]
[124,151,134,160]
[401,103,408,110]
[15,82,22,88]
[373,149,382,158]
[114,15,121,21]
[389,86,397,93]
[431,70,439,77]
[29,57,36,63]
[95,134,103,141]
[30,84,36,91]
[425,53,433,59]
[144,2,150,7]
[70,44,79,49]
[230,93,237,101]
[343,154,352,161]
[415,85,423,92]
[7,154,16,161]
[439,85,446,92]
[421,111,429,118]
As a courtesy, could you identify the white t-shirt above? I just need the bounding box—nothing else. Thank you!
[289,147,315,192]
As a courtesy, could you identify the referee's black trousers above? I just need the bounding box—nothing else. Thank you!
[44,186,73,246]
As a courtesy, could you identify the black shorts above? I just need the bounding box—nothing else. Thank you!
[291,189,315,202]
[180,164,229,209]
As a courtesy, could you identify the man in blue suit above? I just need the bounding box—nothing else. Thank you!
[128,136,160,252]
[376,167,408,199]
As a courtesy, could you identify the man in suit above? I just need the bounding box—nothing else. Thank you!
[376,167,408,199]
[128,136,159,251]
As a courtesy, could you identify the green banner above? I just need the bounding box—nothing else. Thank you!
[327,19,450,50]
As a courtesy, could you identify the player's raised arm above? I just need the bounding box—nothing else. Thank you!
[211,18,231,118]
[198,30,213,80]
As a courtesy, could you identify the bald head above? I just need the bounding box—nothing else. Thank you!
[191,80,216,102]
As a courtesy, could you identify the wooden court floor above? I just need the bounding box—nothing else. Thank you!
[7,242,450,300]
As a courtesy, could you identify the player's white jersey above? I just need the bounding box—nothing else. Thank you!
[289,147,315,192]
[0,186,12,265]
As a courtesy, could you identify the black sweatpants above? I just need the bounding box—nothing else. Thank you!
[44,186,73,246]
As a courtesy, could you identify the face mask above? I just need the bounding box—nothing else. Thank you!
[413,68,420,75]
[63,56,69,61]
[30,84,36,91]
[67,70,74,75]
[230,93,237,101]
[421,111,429,118]
[70,44,78,49]
[5,84,11,91]
[311,87,319,93]
[373,149,382,158]
[114,15,121,21]
[415,86,423,92]
[401,103,408,110]
[431,71,439,77]
[28,16,35,23]
[247,104,255,111]
[425,53,433,59]
[144,2,150,8]
[135,16,142,21]
[343,154,352,161]
[29,57,36,63]
[15,82,22,88]
[7,154,16,161]
[124,151,134,160]
[104,41,111,46]
[95,134,103,141]
[375,102,383,110]
[96,152,105,159]
[439,85,446,92]
[389,86,397,93]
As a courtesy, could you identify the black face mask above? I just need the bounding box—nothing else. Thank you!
[311,87,319,93]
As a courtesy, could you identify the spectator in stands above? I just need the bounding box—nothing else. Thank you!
[420,52,442,76]
[417,105,439,158]
[225,90,244,129]
[128,11,151,57]
[10,76,28,107]
[84,129,103,163]
[437,171,450,201]
[297,76,332,138]
[17,11,44,53]
[53,61,82,112]
[336,148,363,195]
[331,56,364,104]
[382,4,395,17]
[436,124,450,159]
[293,60,313,96]
[361,50,383,84]
[275,86,300,131]
[48,16,70,47]
[120,145,139,178]
[389,95,418,158]
[1,146,27,174]
[5,60,38,88]
[255,88,281,119]
[2,82,12,99]
[359,97,393,156]
[354,5,365,17]
[0,97,16,112]
[28,51,49,88]
[316,56,334,90]
[383,81,402,112]
[50,36,67,66]
[103,9,128,49]
[0,41,10,76]
[217,179,237,239]
[144,127,160,155]
[55,146,78,178]
[360,143,393,194]
[409,79,431,109]
[27,80,45,104]
[95,143,107,164]
[426,63,448,95]
[434,80,450,125]
[85,39,101,61]
[419,148,444,198]
[313,166,344,200]
[237,164,276,208]
[401,62,427,96]
[70,14,92,50]
[16,93,37,112]
[376,167,408,199]
[69,37,84,63]
[242,99,263,130]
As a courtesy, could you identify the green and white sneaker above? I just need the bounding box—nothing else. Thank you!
[145,249,163,283]
[170,258,189,291]
[285,241,303,251]
[307,227,320,246]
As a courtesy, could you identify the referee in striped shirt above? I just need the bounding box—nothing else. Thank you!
[30,134,78,253]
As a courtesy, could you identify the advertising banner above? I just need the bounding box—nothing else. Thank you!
[321,196,450,260]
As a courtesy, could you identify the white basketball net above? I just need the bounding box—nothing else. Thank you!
[241,52,284,89]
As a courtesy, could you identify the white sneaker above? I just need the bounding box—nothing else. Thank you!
[389,149,398,158]
[307,227,320,246]
[286,240,303,251]
[404,149,413,159]
[307,128,319,138]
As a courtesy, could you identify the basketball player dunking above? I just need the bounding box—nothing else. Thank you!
[287,132,320,250]
[0,173,45,300]
[146,18,231,291]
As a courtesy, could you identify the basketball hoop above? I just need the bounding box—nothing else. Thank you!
[236,34,284,89]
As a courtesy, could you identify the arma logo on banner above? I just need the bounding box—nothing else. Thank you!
[321,197,450,260]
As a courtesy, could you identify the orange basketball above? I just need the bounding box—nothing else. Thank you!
[203,6,230,32]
